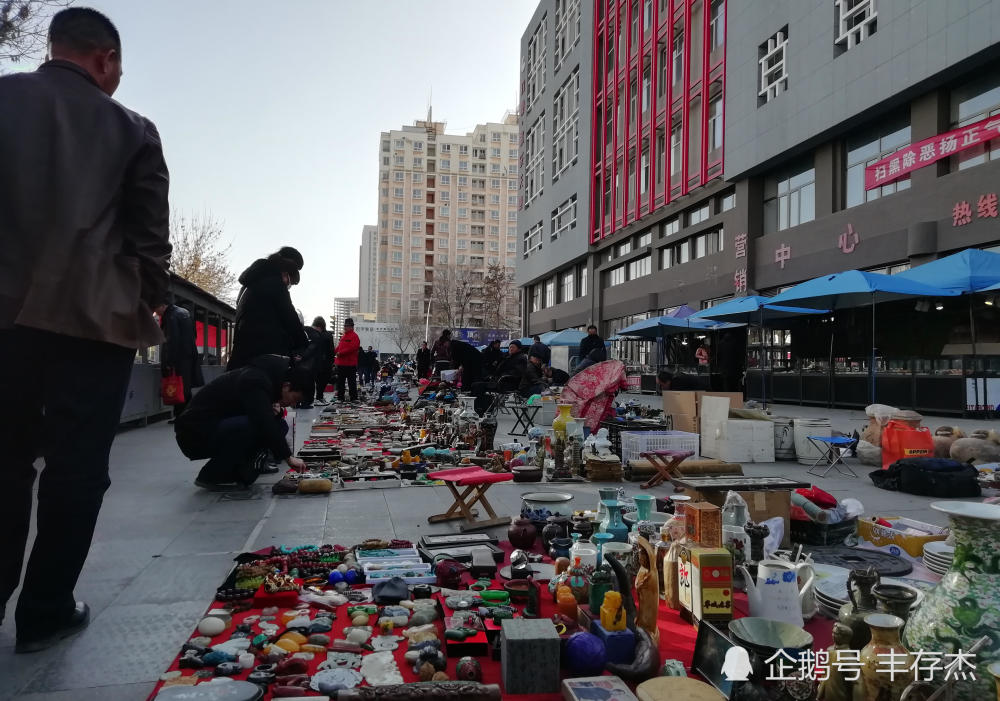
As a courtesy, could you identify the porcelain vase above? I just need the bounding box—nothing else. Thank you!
[631,494,655,533]
[552,404,573,442]
[595,488,617,522]
[599,500,629,543]
[903,502,1000,701]
[860,614,913,701]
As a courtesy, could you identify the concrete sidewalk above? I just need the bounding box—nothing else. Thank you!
[1,398,993,700]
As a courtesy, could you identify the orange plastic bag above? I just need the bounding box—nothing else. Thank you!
[881,419,934,469]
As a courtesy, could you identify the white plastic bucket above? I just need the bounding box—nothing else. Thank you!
[793,418,832,465]
[772,418,796,460]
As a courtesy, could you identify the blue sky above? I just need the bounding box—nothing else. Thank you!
[84,0,536,320]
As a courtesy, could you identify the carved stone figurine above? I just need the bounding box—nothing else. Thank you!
[337,681,502,700]
[634,536,660,646]
[817,623,857,701]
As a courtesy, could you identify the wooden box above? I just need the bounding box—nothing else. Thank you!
[685,501,722,548]
[689,547,733,622]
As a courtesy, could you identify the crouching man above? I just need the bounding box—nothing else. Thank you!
[175,354,308,490]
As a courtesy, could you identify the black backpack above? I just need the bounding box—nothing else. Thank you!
[870,458,981,497]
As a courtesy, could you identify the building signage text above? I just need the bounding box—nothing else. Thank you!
[865,113,1000,190]
[953,193,998,227]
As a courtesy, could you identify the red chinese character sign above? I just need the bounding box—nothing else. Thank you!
[838,224,859,254]
[953,193,998,227]
[733,268,747,294]
[865,114,1000,190]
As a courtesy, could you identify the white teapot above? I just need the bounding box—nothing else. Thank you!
[739,559,815,628]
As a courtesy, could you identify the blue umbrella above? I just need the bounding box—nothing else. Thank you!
[895,248,1000,293]
[539,329,588,346]
[692,296,829,408]
[617,315,740,373]
[769,270,959,403]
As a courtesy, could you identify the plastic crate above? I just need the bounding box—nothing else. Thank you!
[620,430,700,465]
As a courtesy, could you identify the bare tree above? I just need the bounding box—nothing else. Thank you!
[391,315,424,358]
[169,211,237,303]
[430,265,477,329]
[0,1,70,70]
[483,262,518,330]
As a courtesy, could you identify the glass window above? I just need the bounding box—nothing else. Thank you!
[951,71,1000,171]
[664,217,679,237]
[687,203,710,226]
[638,230,652,247]
[764,157,815,232]
[709,0,725,50]
[578,264,588,297]
[672,28,684,85]
[628,255,651,279]
[560,269,575,302]
[845,111,911,207]
[709,94,724,151]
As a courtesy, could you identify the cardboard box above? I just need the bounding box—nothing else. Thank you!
[687,489,793,547]
[684,501,722,548]
[690,547,734,622]
[670,413,698,433]
[856,516,948,562]
[707,419,776,463]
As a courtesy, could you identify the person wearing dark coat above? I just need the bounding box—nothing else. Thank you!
[449,340,484,387]
[530,335,551,366]
[227,247,307,370]
[299,317,334,407]
[159,302,205,420]
[574,324,607,375]
[520,351,551,397]
[416,342,432,379]
[175,355,309,490]
[0,8,172,653]
[481,340,504,379]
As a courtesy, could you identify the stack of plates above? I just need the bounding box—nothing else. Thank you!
[812,563,929,619]
[922,541,954,575]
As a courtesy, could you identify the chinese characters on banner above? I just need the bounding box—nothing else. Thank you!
[953,193,998,226]
[733,232,748,294]
[865,113,1000,190]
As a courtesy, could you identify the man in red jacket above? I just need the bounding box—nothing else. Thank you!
[334,317,361,401]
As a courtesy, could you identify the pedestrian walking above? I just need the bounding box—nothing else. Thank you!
[159,297,205,421]
[299,316,333,408]
[334,318,361,401]
[227,246,306,370]
[175,355,309,490]
[360,345,377,386]
[416,341,432,379]
[0,8,172,652]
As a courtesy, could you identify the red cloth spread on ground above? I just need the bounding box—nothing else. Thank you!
[147,542,832,700]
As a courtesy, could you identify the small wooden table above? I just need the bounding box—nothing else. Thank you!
[427,466,513,532]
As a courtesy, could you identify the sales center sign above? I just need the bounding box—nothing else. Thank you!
[865,113,1000,190]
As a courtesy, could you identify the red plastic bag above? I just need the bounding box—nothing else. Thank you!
[796,486,838,509]
[881,420,934,469]
[160,372,185,405]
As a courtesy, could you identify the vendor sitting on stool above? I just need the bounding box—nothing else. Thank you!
[174,354,309,490]
[520,350,551,397]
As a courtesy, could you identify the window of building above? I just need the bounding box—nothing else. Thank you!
[845,112,911,207]
[544,277,556,307]
[560,269,575,302]
[459,145,469,156]
[438,222,449,233]
[391,267,402,278]
[835,0,876,51]
[459,161,469,172]
[693,227,724,258]
[410,269,422,279]
[552,70,580,181]
[440,159,451,170]
[393,171,404,182]
[687,203,710,226]
[392,203,403,214]
[458,223,469,234]
[440,143,451,153]
[411,221,422,231]
[759,27,788,104]
[605,265,626,288]
[524,221,544,255]
[391,251,403,263]
[490,210,500,220]
[551,195,578,240]
[392,219,403,230]
[393,187,404,198]
[719,190,736,211]
[709,93,724,152]
[525,18,547,111]
[458,207,468,218]
[764,157,815,232]
[670,121,682,174]
[458,176,468,186]
[660,240,690,269]
[638,230,652,247]
[412,189,422,198]
[440,175,451,185]
[628,255,652,279]
[411,204,421,215]
[524,113,546,204]
[394,138,404,148]
[709,0,725,50]
[672,27,684,85]
[951,71,1000,171]
[578,264,588,297]
[640,141,650,194]
[413,157,423,168]
[507,241,517,252]
[531,284,541,312]
[490,147,501,158]
[391,235,403,245]
[410,251,422,263]
[439,205,450,217]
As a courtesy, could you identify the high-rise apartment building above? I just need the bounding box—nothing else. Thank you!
[374,113,521,329]
[331,297,360,332]
[516,0,595,333]
[358,224,378,315]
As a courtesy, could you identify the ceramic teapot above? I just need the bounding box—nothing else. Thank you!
[739,559,815,628]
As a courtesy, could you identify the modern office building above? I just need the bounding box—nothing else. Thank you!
[374,112,521,329]
[331,296,360,331]
[358,224,378,316]
[516,0,595,332]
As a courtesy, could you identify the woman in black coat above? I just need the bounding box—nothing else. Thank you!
[160,302,205,419]
[227,247,307,370]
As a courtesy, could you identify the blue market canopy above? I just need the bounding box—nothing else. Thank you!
[895,248,1000,293]
[617,314,739,338]
[768,269,959,310]
[538,329,588,346]
[690,295,829,324]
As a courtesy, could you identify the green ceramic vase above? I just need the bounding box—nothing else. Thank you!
[903,502,1000,701]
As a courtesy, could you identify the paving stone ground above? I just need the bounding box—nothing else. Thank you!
[0,395,983,700]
